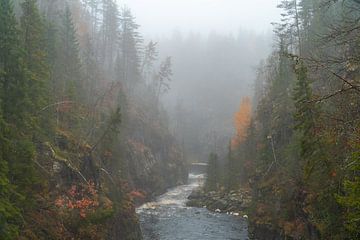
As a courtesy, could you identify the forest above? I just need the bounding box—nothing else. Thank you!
[0,0,187,239]
[1,0,360,239]
[204,0,360,239]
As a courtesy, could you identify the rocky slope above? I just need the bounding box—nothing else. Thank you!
[28,127,187,240]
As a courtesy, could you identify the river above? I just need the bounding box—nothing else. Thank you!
[136,174,249,240]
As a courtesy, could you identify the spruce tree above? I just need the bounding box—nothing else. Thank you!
[101,0,119,72]
[60,5,82,100]
[117,7,142,90]
[0,110,20,239]
[20,0,50,133]
[0,0,29,123]
[54,5,82,127]
[0,0,36,237]
[0,0,37,188]
[337,150,360,238]
[0,151,20,239]
[293,59,320,178]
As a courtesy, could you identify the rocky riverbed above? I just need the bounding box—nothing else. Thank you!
[137,174,249,240]
[186,188,252,215]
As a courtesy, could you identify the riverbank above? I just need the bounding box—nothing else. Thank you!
[186,188,251,215]
[185,187,290,240]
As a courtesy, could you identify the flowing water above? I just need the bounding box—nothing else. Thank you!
[136,174,249,240]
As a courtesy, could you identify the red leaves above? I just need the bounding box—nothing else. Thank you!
[55,182,99,219]
[68,185,77,197]
[55,197,65,208]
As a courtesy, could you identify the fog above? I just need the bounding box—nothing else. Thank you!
[155,31,271,161]
[117,1,281,161]
[119,0,281,37]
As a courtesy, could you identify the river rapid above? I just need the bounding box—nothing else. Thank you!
[136,174,249,240]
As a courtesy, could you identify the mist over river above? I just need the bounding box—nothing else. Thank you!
[136,174,249,240]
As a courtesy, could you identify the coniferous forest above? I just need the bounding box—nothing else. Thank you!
[204,1,360,239]
[1,0,360,240]
[1,0,187,239]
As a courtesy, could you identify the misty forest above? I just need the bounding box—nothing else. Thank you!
[0,0,360,239]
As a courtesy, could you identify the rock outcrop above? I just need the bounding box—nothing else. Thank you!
[186,188,251,214]
[126,139,188,201]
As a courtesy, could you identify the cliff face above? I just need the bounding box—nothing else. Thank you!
[121,91,189,202]
[126,139,188,199]
[26,133,140,240]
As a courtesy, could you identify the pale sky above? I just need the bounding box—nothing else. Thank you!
[118,0,281,37]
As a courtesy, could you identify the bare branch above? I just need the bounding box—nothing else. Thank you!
[39,101,74,113]
[310,86,354,103]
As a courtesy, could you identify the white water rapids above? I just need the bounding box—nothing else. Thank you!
[136,174,249,240]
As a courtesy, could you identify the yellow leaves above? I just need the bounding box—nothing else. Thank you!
[232,96,252,147]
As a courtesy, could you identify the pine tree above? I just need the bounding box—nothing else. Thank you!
[117,7,142,90]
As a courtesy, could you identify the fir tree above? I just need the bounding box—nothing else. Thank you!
[293,59,320,178]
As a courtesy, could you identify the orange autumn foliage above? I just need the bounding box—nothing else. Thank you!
[55,182,100,219]
[232,97,252,147]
